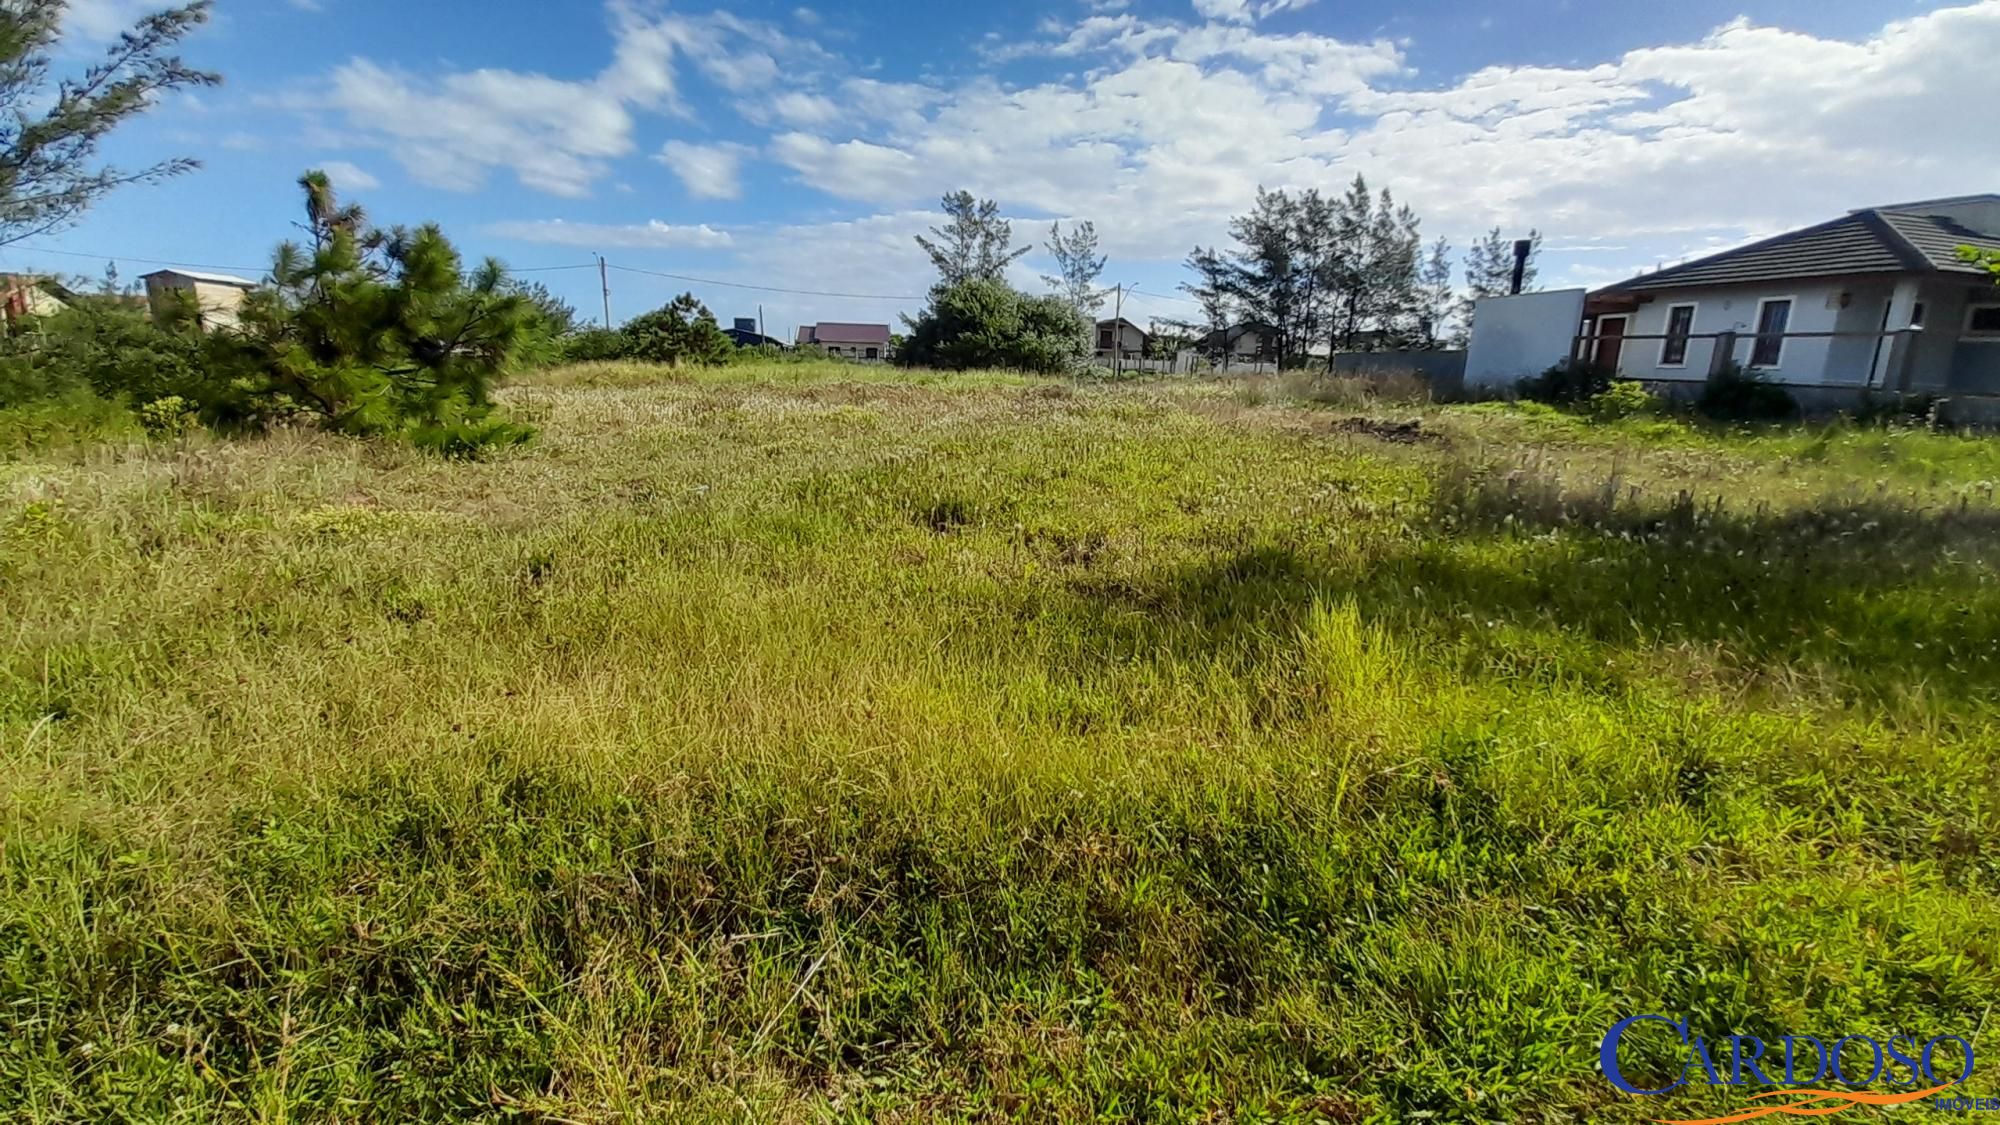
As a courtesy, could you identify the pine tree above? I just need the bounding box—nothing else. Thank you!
[1223,187,1304,367]
[216,170,536,453]
[1415,237,1455,349]
[1458,227,1543,327]
[915,191,1029,292]
[1041,220,1107,318]
[0,2,219,245]
[1180,246,1234,364]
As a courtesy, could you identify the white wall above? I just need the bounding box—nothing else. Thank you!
[1602,280,1931,385]
[1465,289,1587,389]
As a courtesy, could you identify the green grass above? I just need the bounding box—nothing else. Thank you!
[2,360,1997,1121]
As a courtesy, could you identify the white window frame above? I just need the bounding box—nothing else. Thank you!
[1965,302,2000,340]
[1749,295,1796,370]
[1657,303,1698,369]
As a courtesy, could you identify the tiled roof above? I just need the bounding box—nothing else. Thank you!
[1598,196,2000,294]
[1875,210,2000,274]
[805,322,891,345]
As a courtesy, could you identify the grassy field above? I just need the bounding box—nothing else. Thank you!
[3,360,1997,1121]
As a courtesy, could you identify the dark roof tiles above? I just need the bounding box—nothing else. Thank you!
[1600,196,2000,294]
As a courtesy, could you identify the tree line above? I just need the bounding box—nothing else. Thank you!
[1180,176,1540,368]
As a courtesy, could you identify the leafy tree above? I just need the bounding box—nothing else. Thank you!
[915,191,1028,291]
[0,1,219,245]
[897,278,1088,374]
[620,293,730,365]
[210,170,536,453]
[1040,220,1106,318]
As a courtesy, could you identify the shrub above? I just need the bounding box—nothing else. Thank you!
[1517,359,1613,405]
[1697,362,1797,422]
[562,327,630,363]
[897,278,1089,374]
[0,303,210,408]
[138,395,199,438]
[619,294,731,366]
[1587,379,1661,420]
[203,170,538,452]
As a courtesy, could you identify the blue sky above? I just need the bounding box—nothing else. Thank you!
[10,0,1996,337]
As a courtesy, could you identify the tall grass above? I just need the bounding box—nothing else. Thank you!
[1,367,1995,1120]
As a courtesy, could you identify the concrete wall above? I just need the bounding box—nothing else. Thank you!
[1606,277,1996,389]
[146,277,250,330]
[1606,280,1858,384]
[1465,289,1587,389]
[1326,349,1467,384]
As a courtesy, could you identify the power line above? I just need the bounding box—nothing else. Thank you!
[8,244,268,273]
[608,263,921,302]
[7,243,598,276]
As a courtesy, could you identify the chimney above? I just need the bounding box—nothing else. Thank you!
[1510,240,1532,295]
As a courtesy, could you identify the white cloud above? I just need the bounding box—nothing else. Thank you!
[1191,0,1252,24]
[302,0,2000,306]
[62,0,157,40]
[657,140,750,200]
[313,2,826,198]
[484,219,734,250]
[318,160,380,192]
[748,0,2000,295]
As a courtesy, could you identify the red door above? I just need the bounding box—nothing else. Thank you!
[1595,316,1628,373]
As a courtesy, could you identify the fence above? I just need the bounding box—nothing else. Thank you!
[1569,327,1926,390]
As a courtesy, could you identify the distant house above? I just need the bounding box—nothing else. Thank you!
[797,322,892,361]
[0,274,70,331]
[142,269,258,331]
[725,317,785,349]
[1094,317,1149,361]
[1584,195,2000,392]
[1200,321,1275,363]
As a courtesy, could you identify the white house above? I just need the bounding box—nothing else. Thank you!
[1583,195,2000,393]
[1094,317,1149,361]
[142,269,259,331]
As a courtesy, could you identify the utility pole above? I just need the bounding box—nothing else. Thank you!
[1112,283,1124,379]
[758,304,765,344]
[598,255,612,327]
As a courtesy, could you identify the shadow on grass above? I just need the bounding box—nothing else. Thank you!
[1068,482,2000,708]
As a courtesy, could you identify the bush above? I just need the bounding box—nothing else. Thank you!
[138,395,199,438]
[200,170,538,452]
[0,303,210,409]
[561,327,630,363]
[1517,359,1613,405]
[897,279,1089,374]
[1587,379,1661,420]
[619,294,731,366]
[1697,362,1797,422]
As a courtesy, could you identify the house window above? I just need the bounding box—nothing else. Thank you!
[865,346,879,359]
[1659,304,1696,367]
[1751,298,1792,368]
[1965,304,2000,338]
